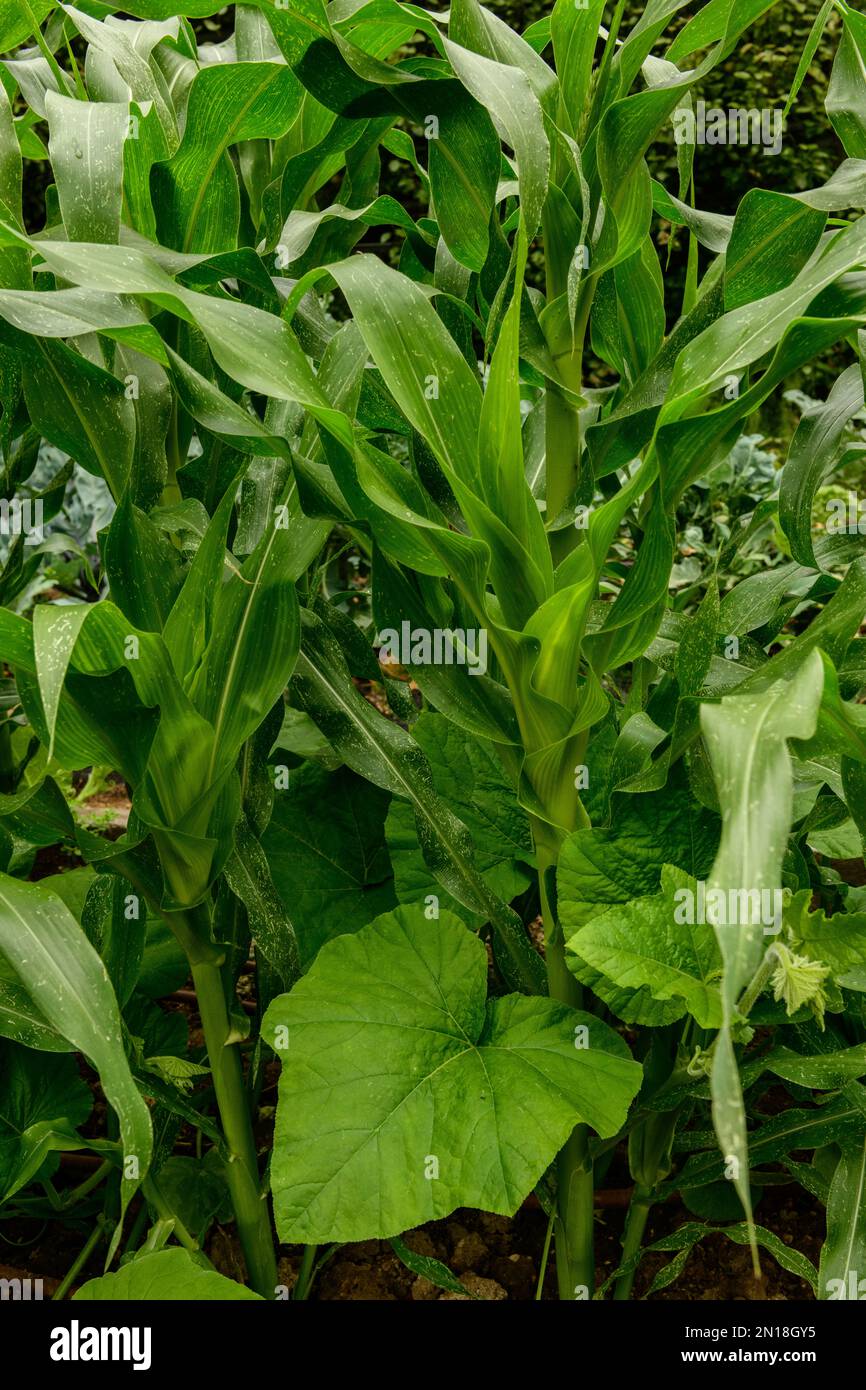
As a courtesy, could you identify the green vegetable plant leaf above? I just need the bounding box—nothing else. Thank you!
[0,1042,92,1203]
[566,866,723,1029]
[263,761,396,967]
[74,1247,264,1301]
[263,906,641,1243]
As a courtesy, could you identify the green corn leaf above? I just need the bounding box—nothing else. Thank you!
[591,241,666,385]
[0,81,28,290]
[276,193,426,269]
[765,1044,866,1090]
[442,35,550,238]
[153,61,302,253]
[779,362,865,568]
[290,608,547,995]
[0,286,150,339]
[724,189,827,312]
[827,7,866,160]
[33,603,92,761]
[289,38,501,272]
[326,251,552,626]
[0,972,71,1053]
[448,0,558,107]
[667,0,782,64]
[0,0,54,52]
[45,91,132,243]
[59,4,178,154]
[4,233,352,447]
[389,1234,478,1298]
[668,1094,866,1194]
[841,755,866,860]
[14,337,135,502]
[162,471,240,690]
[596,1218,818,1300]
[0,874,152,1258]
[186,497,304,776]
[81,874,147,1011]
[656,312,866,505]
[663,216,866,413]
[104,491,186,633]
[785,0,834,117]
[223,813,301,992]
[818,1135,866,1300]
[372,550,521,746]
[478,225,552,584]
[701,648,825,1259]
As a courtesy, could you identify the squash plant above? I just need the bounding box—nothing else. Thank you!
[0,0,864,1304]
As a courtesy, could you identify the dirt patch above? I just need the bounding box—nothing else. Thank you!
[262,1184,820,1301]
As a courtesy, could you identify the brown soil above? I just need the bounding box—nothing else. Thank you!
[258,1183,821,1301]
[3,1112,821,1301]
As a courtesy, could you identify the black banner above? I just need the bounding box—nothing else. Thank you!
[3,1295,861,1377]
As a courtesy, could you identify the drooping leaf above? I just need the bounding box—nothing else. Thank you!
[0,872,152,1254]
[701,649,825,1253]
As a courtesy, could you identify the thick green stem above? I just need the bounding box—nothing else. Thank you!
[546,385,584,539]
[535,829,596,1300]
[191,956,277,1298]
[613,1185,654,1301]
[555,1128,596,1300]
[114,835,278,1293]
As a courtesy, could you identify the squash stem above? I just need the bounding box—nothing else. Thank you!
[613,1185,654,1300]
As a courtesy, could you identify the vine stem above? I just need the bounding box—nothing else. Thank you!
[535,1205,557,1299]
[62,1159,113,1207]
[141,1177,206,1260]
[52,1217,110,1301]
[737,945,780,1018]
[293,1243,318,1300]
[612,1185,654,1300]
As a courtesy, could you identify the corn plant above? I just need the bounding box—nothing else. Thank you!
[0,0,865,1304]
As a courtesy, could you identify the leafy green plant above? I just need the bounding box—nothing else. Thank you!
[0,0,864,1305]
